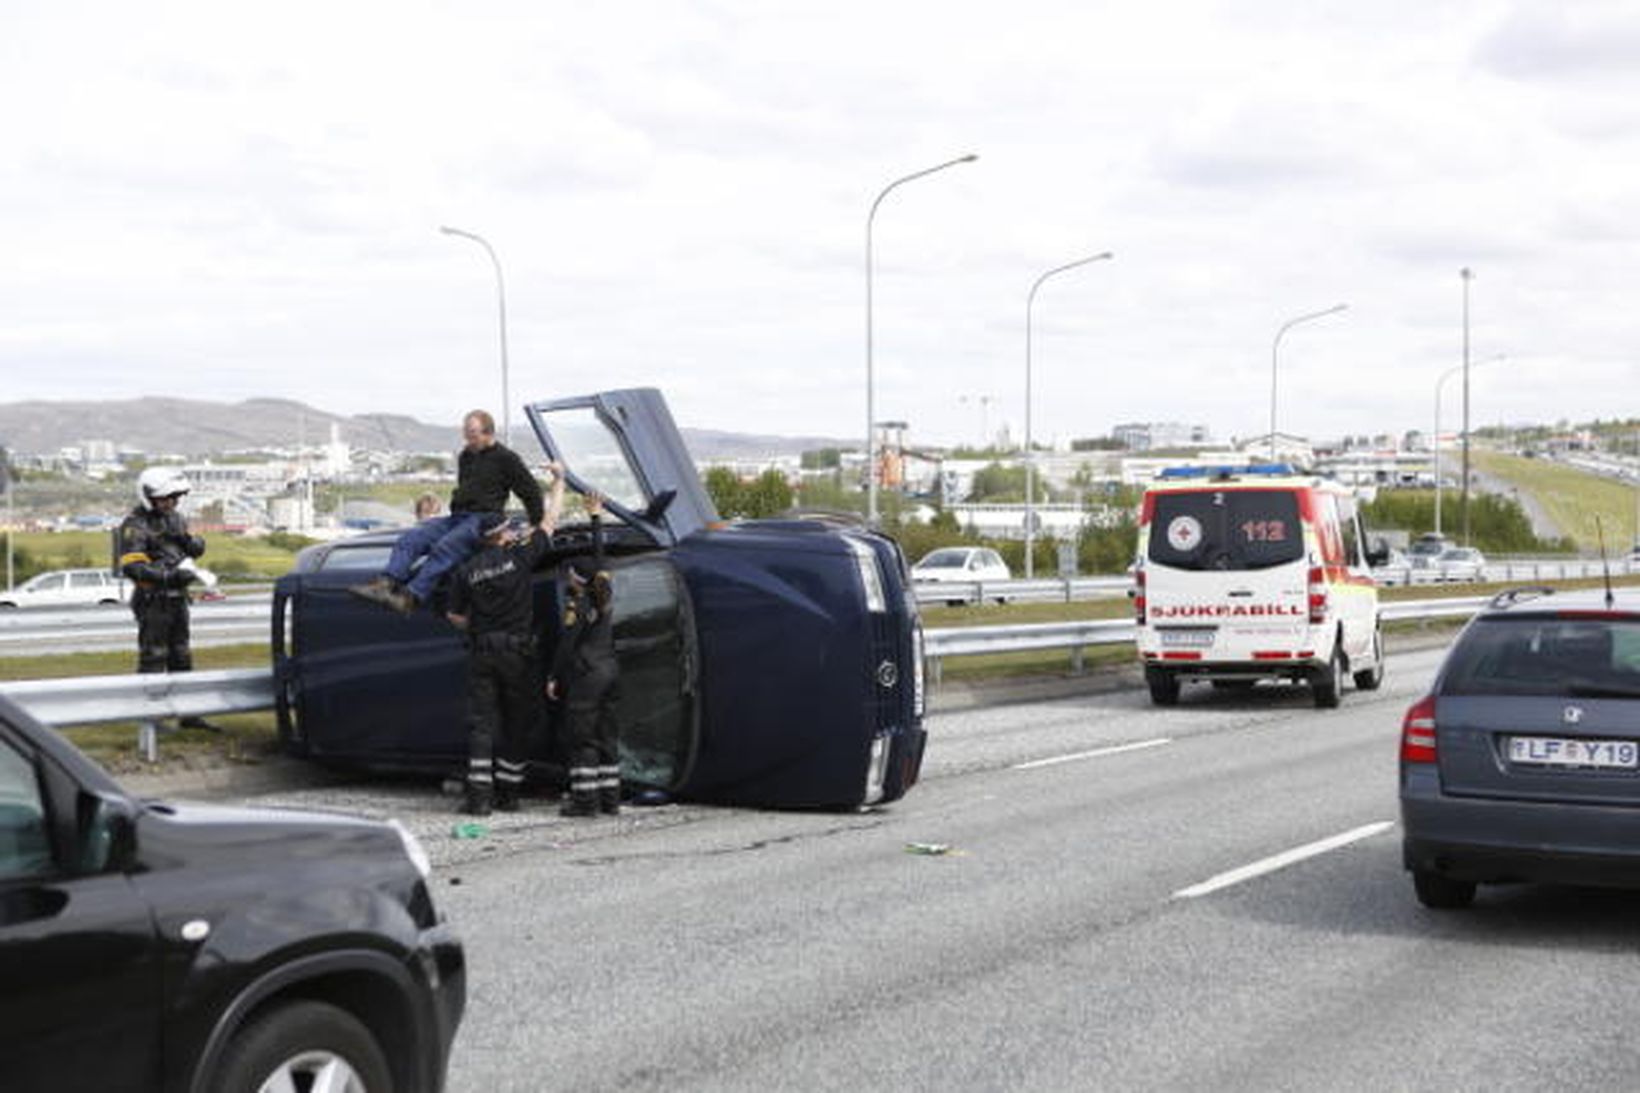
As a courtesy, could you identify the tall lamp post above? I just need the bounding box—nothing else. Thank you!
[440,226,512,448]
[1432,354,1504,538]
[865,153,978,525]
[1024,251,1114,578]
[1459,267,1476,545]
[1268,303,1348,462]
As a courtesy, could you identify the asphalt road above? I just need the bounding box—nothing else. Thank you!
[241,649,1640,1091]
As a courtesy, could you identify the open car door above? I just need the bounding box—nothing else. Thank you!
[524,387,719,546]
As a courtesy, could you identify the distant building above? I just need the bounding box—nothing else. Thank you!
[1110,422,1212,451]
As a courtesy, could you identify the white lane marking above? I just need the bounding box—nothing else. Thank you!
[1172,820,1396,899]
[1012,737,1172,771]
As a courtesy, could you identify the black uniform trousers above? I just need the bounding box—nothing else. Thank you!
[564,654,620,806]
[133,590,192,673]
[465,634,536,795]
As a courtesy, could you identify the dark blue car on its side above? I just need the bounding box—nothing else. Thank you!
[272,388,927,809]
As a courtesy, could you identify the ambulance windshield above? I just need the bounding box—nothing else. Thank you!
[1148,489,1305,571]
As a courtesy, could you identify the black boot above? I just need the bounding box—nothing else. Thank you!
[599,788,621,816]
[559,793,597,817]
[462,784,493,817]
[494,784,521,813]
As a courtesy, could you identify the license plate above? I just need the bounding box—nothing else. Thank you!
[1508,736,1639,769]
[1159,629,1215,649]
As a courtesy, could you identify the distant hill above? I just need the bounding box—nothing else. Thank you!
[0,397,850,462]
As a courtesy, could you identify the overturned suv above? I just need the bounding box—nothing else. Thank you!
[273,388,927,809]
[0,692,464,1092]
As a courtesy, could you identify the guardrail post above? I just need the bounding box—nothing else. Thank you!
[138,719,162,763]
[1070,643,1084,674]
[928,654,942,686]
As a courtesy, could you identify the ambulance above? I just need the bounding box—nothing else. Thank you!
[1132,464,1387,707]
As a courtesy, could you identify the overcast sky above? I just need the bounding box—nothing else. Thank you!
[3,1,1637,452]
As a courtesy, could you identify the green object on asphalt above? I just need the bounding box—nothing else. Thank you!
[451,822,489,839]
[905,842,952,856]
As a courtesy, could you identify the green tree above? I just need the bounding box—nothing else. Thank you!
[702,467,743,517]
[740,470,795,519]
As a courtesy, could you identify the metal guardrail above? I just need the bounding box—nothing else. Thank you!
[912,576,1129,606]
[1,668,276,761]
[0,602,272,657]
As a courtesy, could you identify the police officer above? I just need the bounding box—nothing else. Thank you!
[547,493,620,817]
[118,468,207,683]
[446,465,565,816]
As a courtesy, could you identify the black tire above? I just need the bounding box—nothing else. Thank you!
[1312,648,1343,709]
[213,999,393,1093]
[1146,668,1179,707]
[1413,869,1476,910]
[1353,628,1385,691]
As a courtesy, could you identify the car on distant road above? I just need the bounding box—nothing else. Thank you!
[1432,546,1487,582]
[0,689,465,1091]
[1407,532,1452,569]
[1400,585,1640,909]
[1372,546,1412,586]
[0,568,129,609]
[911,546,1012,604]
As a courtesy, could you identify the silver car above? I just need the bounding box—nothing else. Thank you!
[1400,586,1640,908]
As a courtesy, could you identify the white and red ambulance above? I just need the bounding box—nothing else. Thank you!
[1132,465,1386,707]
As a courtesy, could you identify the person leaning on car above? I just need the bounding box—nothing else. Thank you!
[353,409,549,614]
[445,464,565,816]
[118,468,213,728]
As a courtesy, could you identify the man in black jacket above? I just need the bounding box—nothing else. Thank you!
[118,468,206,677]
[353,409,550,613]
[446,497,561,815]
[546,494,621,817]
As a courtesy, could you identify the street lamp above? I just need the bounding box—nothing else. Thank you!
[1269,303,1348,462]
[1433,353,1505,537]
[1024,251,1114,578]
[865,153,978,525]
[1459,267,1476,545]
[439,226,512,448]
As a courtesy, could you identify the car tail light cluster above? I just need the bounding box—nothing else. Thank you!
[1134,568,1147,625]
[1307,565,1328,624]
[1401,695,1438,763]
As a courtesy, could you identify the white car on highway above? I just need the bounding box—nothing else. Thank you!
[912,546,1012,604]
[0,568,130,609]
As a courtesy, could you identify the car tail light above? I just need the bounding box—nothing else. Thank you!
[1401,695,1438,764]
[1134,568,1147,625]
[1307,566,1328,624]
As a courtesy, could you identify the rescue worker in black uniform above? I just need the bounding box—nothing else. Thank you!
[445,465,565,816]
[118,468,207,679]
[546,493,621,817]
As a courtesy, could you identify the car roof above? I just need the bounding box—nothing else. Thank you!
[1480,585,1640,618]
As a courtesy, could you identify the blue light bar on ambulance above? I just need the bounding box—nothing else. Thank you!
[1157,463,1297,479]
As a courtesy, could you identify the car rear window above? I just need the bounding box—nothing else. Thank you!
[918,550,967,569]
[1147,489,1305,572]
[1441,615,1640,697]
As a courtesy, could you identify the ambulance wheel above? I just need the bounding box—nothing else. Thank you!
[1312,649,1344,709]
[1352,628,1385,691]
[1146,668,1179,707]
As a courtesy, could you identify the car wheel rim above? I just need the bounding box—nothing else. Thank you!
[258,1050,367,1093]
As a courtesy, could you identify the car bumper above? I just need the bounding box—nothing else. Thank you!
[1402,767,1640,887]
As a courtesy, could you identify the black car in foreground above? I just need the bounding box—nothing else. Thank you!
[0,692,464,1092]
[1400,585,1640,909]
[273,387,927,809]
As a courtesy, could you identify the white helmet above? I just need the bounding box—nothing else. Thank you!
[137,467,192,510]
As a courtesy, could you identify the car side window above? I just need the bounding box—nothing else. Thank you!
[33,574,66,592]
[70,572,103,589]
[0,739,53,881]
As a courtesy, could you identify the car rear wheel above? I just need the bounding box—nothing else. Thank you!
[1412,869,1476,910]
[1352,628,1385,691]
[214,999,392,1093]
[1146,668,1179,707]
[1312,649,1343,709]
